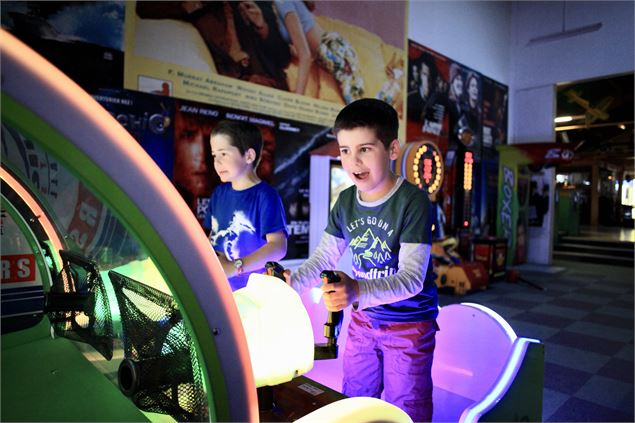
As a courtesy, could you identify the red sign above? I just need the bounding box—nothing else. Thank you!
[1,254,36,283]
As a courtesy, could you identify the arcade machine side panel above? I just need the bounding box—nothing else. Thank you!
[1,29,256,423]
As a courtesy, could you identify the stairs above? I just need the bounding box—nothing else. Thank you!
[554,235,634,267]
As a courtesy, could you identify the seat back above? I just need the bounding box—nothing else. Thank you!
[432,303,516,401]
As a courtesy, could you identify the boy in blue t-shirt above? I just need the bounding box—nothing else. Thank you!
[204,120,288,291]
[286,99,438,421]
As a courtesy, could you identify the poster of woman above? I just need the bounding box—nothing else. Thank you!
[126,1,407,127]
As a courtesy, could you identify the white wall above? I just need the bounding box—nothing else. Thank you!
[408,1,512,84]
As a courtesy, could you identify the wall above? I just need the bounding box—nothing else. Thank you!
[408,1,511,85]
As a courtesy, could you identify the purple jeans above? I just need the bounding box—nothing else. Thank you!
[342,311,438,422]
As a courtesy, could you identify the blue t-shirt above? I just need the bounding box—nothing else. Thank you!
[204,182,288,290]
[326,180,438,322]
[274,0,316,44]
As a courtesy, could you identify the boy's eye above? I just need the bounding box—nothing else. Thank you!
[339,148,349,155]
[360,147,370,153]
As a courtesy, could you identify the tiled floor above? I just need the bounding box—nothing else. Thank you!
[438,259,634,422]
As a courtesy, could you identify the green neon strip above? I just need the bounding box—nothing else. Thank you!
[1,193,53,291]
[1,94,229,422]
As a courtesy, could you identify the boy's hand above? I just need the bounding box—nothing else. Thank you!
[321,272,359,312]
[282,269,292,286]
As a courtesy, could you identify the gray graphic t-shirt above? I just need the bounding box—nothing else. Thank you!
[326,179,438,322]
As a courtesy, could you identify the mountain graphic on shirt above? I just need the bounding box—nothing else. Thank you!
[350,228,392,267]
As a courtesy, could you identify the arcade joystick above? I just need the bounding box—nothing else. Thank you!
[314,270,343,360]
[265,261,286,281]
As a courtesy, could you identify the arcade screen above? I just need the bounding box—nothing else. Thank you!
[329,161,353,211]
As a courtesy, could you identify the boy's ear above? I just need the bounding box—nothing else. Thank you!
[245,148,257,164]
[388,139,400,160]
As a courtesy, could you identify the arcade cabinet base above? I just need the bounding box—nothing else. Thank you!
[260,375,347,422]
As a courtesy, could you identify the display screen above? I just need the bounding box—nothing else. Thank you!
[329,161,353,211]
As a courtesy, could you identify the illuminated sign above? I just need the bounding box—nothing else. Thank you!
[463,151,474,191]
[401,141,443,201]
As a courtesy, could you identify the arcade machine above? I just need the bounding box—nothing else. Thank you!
[1,30,411,423]
[395,140,487,295]
[496,143,575,266]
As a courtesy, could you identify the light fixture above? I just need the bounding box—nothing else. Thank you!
[527,22,602,46]
[554,116,573,123]
[619,124,626,130]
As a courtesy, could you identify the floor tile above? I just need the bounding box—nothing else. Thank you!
[574,375,634,412]
[598,358,635,384]
[543,362,593,395]
[615,344,635,362]
[512,311,574,329]
[548,397,633,422]
[547,330,625,356]
[531,303,589,320]
[559,292,613,305]
[541,388,570,422]
[566,321,634,343]
[594,305,634,318]
[582,312,633,331]
[488,297,541,311]
[505,291,554,303]
[543,343,611,373]
[551,297,603,311]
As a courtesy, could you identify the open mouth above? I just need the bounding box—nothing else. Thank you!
[352,171,369,181]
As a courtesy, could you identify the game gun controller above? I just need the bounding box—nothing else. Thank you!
[314,270,343,360]
[265,263,343,360]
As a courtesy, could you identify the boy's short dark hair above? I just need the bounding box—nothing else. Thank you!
[211,120,263,166]
[333,98,398,148]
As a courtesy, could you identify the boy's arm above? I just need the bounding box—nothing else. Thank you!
[290,232,347,294]
[355,242,431,310]
[224,231,287,277]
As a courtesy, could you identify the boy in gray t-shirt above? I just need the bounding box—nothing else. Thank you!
[286,98,438,422]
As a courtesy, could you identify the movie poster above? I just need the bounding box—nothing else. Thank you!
[0,1,125,92]
[406,41,450,151]
[272,121,333,258]
[124,1,407,131]
[482,76,509,149]
[92,89,175,178]
[446,60,483,159]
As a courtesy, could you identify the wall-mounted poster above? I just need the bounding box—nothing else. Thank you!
[1,1,125,92]
[92,89,175,178]
[482,76,509,149]
[124,1,407,131]
[406,42,450,150]
[447,60,483,158]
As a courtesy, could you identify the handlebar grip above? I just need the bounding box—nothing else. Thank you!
[265,261,285,281]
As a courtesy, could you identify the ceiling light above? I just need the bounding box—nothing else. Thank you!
[527,23,602,46]
[555,116,573,123]
[619,124,626,130]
